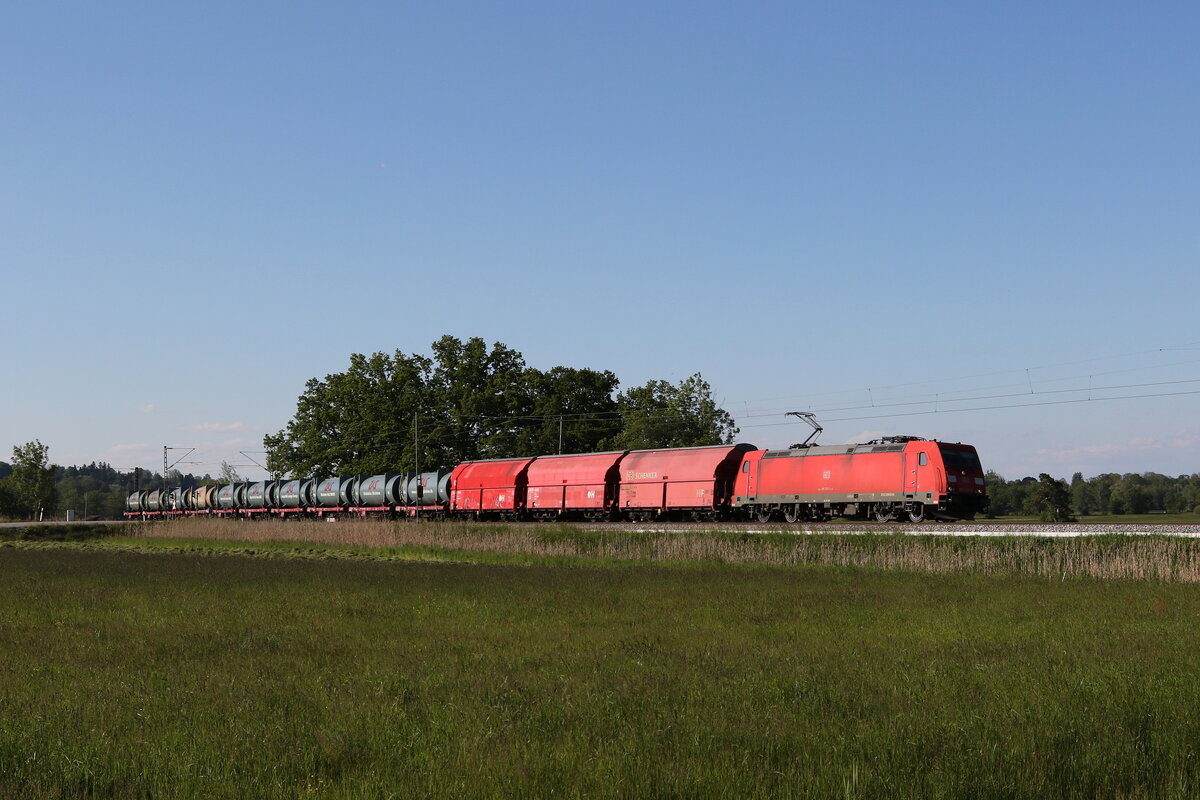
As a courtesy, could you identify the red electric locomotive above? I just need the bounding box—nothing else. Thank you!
[732,436,986,523]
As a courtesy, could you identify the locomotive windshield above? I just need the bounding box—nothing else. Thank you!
[939,446,982,471]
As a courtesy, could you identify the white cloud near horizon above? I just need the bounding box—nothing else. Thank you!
[1028,429,1200,474]
[182,422,246,433]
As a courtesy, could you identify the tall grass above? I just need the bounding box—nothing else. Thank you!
[132,517,1200,583]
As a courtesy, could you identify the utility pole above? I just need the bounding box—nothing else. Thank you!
[163,447,196,513]
[413,412,420,523]
[133,467,141,520]
[558,415,564,454]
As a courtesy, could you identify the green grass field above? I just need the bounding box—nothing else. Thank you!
[4,527,1200,798]
[7,542,1200,796]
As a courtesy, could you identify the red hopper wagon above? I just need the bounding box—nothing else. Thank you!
[618,444,755,521]
[525,451,627,520]
[450,457,537,518]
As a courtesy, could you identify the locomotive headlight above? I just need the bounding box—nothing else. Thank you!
[948,475,958,483]
[975,477,985,485]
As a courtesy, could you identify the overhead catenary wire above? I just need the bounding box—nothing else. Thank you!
[740,377,1200,420]
[736,388,1200,429]
[734,338,1200,407]
[734,357,1200,420]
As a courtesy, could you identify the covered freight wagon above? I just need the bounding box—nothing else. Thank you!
[618,444,755,520]
[524,451,628,519]
[450,457,537,517]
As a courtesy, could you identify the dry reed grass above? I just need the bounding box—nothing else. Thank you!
[135,518,1200,583]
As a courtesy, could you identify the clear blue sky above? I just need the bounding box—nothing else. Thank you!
[2,0,1197,481]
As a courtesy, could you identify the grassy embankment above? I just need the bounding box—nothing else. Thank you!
[5,521,1200,797]
[84,516,1200,583]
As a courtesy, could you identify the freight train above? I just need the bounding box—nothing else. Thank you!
[125,436,987,523]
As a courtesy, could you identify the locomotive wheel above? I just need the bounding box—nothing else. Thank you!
[874,505,895,523]
[782,504,801,524]
[906,505,926,523]
[755,506,773,523]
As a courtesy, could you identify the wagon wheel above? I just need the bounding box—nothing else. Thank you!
[873,505,895,523]
[754,506,773,523]
[782,504,801,524]
[906,504,926,524]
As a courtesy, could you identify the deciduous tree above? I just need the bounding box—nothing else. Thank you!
[516,366,621,456]
[218,461,243,484]
[1035,473,1073,522]
[9,440,57,520]
[608,373,738,450]
[264,339,739,476]
[264,349,431,476]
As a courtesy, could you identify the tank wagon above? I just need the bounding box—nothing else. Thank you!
[125,438,987,522]
[125,472,455,519]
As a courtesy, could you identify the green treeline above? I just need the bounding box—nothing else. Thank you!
[986,470,1200,518]
[262,335,738,477]
[0,457,215,521]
